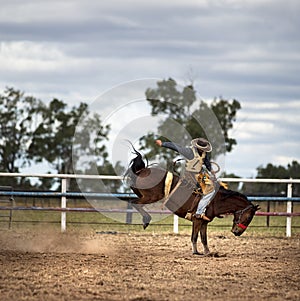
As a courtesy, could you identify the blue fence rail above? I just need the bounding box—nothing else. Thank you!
[1,190,300,202]
[1,190,300,230]
[1,173,300,235]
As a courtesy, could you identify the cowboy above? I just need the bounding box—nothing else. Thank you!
[155,138,217,221]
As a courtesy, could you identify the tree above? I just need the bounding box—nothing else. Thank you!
[242,161,300,196]
[0,87,43,187]
[80,160,125,193]
[28,99,111,190]
[29,100,107,173]
[287,161,300,195]
[139,78,241,167]
[0,87,123,192]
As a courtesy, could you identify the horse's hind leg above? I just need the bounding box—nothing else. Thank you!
[131,203,152,229]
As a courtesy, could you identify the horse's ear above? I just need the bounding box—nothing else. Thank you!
[254,204,260,211]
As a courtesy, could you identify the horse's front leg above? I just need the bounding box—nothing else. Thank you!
[199,221,210,255]
[191,220,201,255]
[130,203,152,229]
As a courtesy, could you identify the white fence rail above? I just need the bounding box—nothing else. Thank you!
[0,172,300,236]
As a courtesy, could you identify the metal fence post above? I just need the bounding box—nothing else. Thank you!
[173,214,179,234]
[266,200,270,227]
[61,178,67,232]
[126,202,133,224]
[286,181,292,237]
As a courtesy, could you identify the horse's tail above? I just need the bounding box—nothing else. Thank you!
[125,141,148,176]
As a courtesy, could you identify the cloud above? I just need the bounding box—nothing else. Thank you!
[0,0,299,177]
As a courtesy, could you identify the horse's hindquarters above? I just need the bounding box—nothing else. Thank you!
[134,168,166,190]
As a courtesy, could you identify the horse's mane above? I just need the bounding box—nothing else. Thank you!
[219,186,249,202]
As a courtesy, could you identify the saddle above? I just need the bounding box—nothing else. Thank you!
[185,172,229,219]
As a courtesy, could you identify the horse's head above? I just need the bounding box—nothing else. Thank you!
[231,204,260,236]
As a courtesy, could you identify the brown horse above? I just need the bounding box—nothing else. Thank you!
[125,146,259,255]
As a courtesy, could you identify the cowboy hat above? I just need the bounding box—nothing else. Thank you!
[191,138,212,152]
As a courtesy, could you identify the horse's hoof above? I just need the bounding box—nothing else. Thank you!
[192,252,212,257]
[203,252,224,257]
[142,217,151,227]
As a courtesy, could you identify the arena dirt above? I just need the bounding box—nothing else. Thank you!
[0,229,299,301]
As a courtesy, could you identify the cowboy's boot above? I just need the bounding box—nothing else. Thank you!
[193,213,211,222]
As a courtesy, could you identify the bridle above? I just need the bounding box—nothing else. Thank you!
[234,204,254,230]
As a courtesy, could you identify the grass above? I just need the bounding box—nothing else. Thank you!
[0,198,300,237]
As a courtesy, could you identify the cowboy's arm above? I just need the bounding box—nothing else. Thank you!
[203,154,212,171]
[155,140,193,159]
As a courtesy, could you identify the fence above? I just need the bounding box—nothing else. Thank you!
[0,185,14,229]
[0,172,299,236]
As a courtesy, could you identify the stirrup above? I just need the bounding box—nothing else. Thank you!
[194,213,211,222]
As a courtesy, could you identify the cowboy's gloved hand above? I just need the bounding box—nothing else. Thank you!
[204,178,213,186]
[155,140,162,146]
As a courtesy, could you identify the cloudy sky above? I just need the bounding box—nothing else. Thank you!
[1,0,300,178]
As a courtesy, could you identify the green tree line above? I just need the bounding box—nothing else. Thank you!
[0,87,117,190]
[0,82,299,194]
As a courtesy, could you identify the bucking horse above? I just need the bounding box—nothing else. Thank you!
[125,145,259,256]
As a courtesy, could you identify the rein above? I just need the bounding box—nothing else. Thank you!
[235,204,254,230]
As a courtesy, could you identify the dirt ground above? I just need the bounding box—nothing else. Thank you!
[0,228,300,301]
